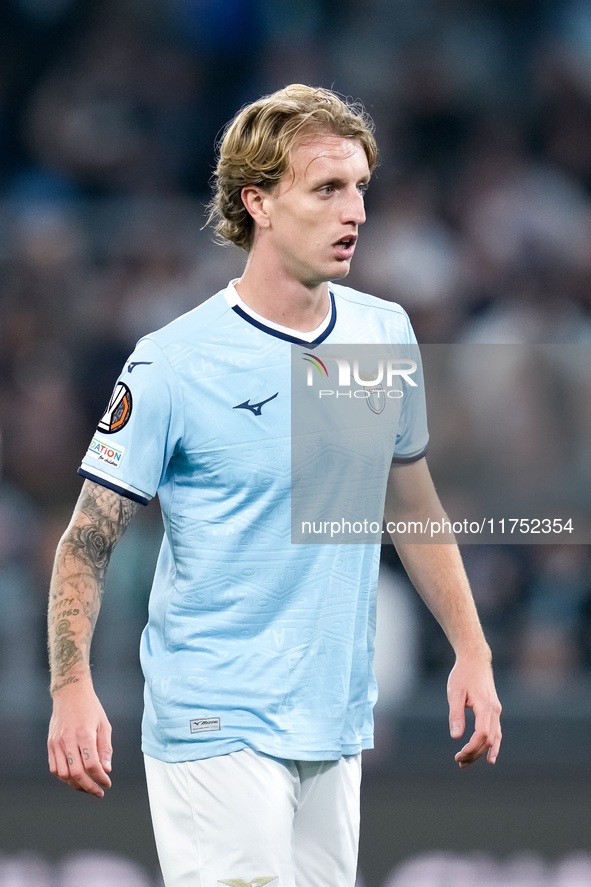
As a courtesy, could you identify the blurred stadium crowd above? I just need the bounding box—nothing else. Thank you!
[1,0,591,769]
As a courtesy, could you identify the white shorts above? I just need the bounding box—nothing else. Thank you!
[144,748,362,887]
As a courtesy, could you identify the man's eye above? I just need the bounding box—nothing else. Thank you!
[357,183,369,195]
[319,185,334,195]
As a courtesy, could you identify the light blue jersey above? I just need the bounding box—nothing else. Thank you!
[79,282,428,763]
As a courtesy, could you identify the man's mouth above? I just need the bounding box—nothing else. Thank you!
[334,235,357,253]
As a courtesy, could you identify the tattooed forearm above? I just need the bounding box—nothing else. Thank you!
[52,619,83,676]
[48,481,140,692]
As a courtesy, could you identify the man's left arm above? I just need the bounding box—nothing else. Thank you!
[384,457,502,767]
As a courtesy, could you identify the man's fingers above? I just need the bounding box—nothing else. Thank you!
[454,718,502,768]
[65,746,107,797]
[449,714,465,739]
[82,745,112,791]
[57,747,104,795]
[487,728,502,765]
[50,745,71,781]
[96,723,113,773]
[454,730,494,767]
[48,737,110,797]
[463,694,502,766]
[47,742,57,776]
[75,738,112,793]
[447,688,467,739]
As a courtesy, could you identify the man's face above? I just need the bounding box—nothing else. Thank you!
[261,133,370,288]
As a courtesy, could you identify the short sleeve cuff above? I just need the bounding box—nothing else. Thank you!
[77,467,151,505]
[391,443,429,465]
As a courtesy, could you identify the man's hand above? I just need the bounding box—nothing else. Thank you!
[447,656,502,768]
[48,677,113,798]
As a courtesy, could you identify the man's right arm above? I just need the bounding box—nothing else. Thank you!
[47,480,139,797]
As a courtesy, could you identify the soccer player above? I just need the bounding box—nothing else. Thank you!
[47,85,501,887]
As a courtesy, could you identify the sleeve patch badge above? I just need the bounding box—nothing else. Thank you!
[98,382,133,434]
[87,436,125,468]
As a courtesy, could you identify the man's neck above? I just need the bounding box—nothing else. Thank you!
[235,255,331,334]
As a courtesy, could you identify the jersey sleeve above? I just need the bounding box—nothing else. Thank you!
[78,337,183,504]
[391,318,429,464]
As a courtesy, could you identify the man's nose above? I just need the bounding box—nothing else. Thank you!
[343,188,366,225]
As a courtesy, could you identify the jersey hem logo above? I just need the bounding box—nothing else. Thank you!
[98,382,133,434]
[190,717,221,733]
[233,392,279,416]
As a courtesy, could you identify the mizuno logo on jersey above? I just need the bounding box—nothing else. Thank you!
[127,361,153,373]
[190,717,221,733]
[97,382,133,434]
[233,392,279,416]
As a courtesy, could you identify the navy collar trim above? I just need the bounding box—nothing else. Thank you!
[231,290,336,346]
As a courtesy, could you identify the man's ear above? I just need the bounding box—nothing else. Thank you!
[241,185,271,229]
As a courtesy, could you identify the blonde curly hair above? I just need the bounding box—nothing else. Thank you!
[207,84,378,252]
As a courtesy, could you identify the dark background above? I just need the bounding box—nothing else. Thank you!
[1,1,591,884]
